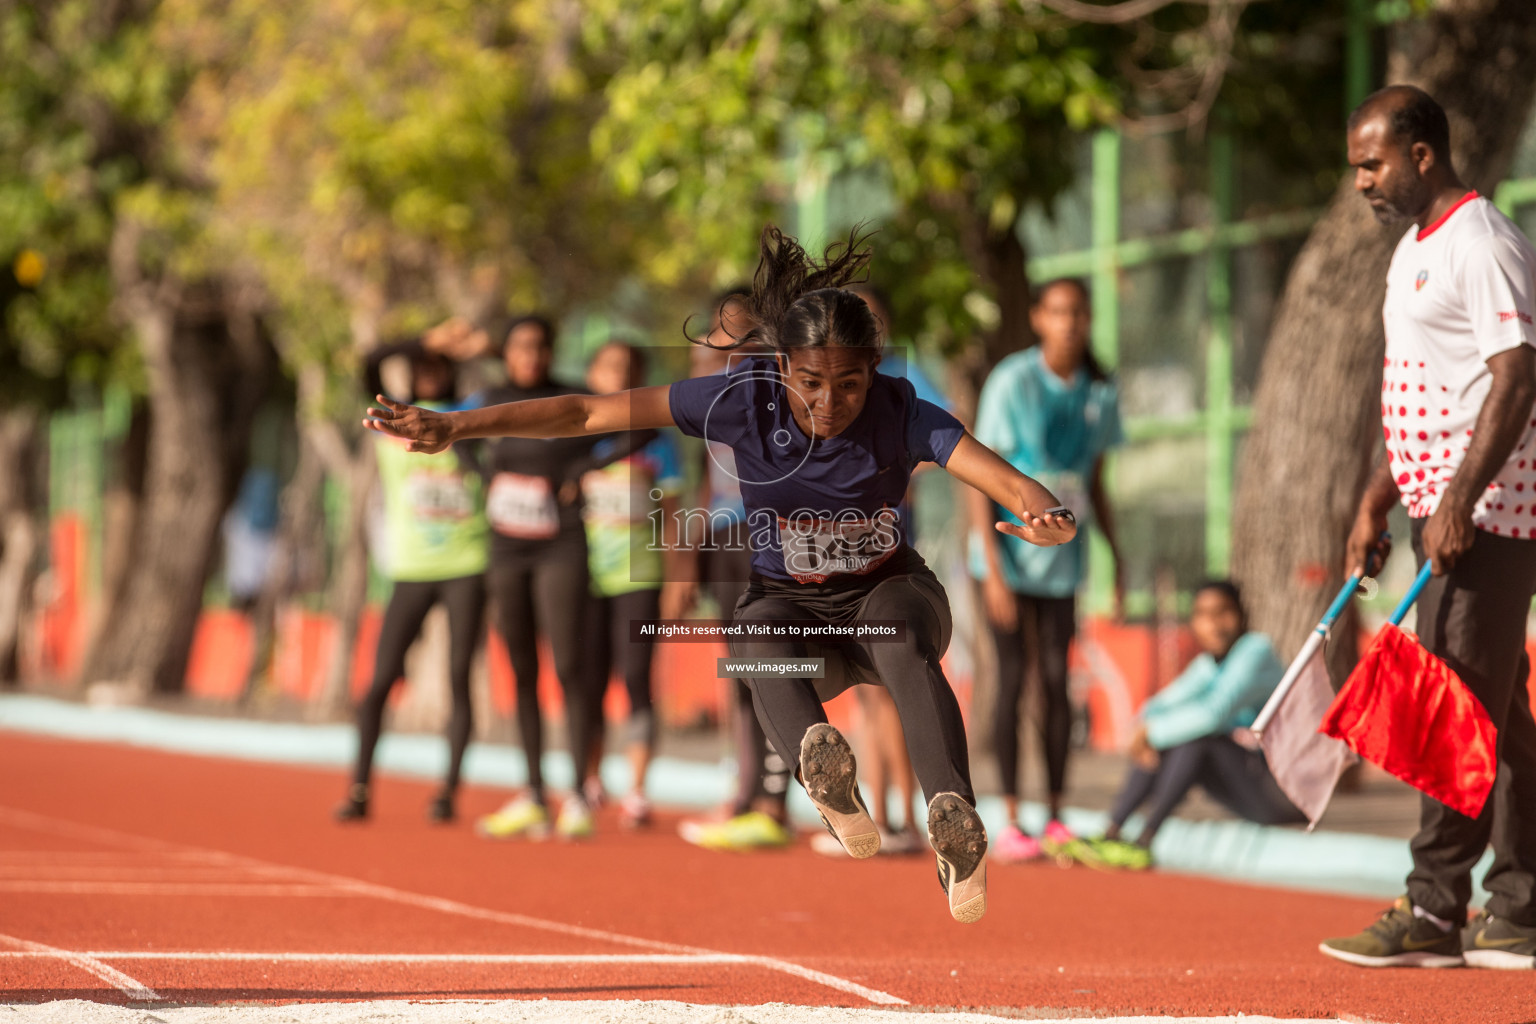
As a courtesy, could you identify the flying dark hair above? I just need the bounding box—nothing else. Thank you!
[691,225,879,359]
[1031,277,1110,383]
[1348,85,1452,163]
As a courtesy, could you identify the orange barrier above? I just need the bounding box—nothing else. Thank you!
[36,514,88,681]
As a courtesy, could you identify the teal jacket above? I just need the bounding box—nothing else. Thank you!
[1141,632,1283,750]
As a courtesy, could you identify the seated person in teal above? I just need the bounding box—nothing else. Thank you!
[1077,580,1304,869]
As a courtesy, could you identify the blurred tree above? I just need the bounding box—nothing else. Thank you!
[0,0,149,683]
[169,0,658,709]
[592,0,1122,394]
[0,1,283,695]
[1232,0,1536,674]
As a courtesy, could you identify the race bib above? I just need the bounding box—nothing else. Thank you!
[403,471,474,523]
[487,472,559,539]
[583,469,651,525]
[778,510,900,584]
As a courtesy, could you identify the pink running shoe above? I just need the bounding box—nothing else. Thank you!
[1040,819,1077,860]
[990,824,1043,864]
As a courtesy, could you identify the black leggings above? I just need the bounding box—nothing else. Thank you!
[705,537,790,813]
[990,592,1076,798]
[1108,734,1304,842]
[488,544,592,806]
[586,588,662,749]
[730,561,972,806]
[352,574,487,794]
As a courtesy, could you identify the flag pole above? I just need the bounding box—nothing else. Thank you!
[1251,571,1362,737]
[1389,562,1435,626]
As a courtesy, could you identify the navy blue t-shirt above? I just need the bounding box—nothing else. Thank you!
[668,356,965,583]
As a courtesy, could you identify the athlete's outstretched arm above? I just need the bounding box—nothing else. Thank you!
[943,433,1077,547]
[364,385,676,454]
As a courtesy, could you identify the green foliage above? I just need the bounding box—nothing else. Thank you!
[592,0,1123,354]
[165,0,661,420]
[0,1,152,407]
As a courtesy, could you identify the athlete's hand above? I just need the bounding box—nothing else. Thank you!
[981,574,1016,632]
[364,395,455,454]
[997,510,1077,547]
[1424,500,1475,576]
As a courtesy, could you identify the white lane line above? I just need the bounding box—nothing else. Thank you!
[0,806,907,1007]
[0,952,752,965]
[0,932,162,1002]
[0,881,352,896]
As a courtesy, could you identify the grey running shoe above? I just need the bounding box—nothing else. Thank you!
[928,792,987,924]
[799,723,880,859]
[1462,910,1536,970]
[1319,896,1463,968]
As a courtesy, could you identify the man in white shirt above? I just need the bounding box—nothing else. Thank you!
[1325,85,1536,969]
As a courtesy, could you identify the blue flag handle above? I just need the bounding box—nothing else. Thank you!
[1389,561,1436,627]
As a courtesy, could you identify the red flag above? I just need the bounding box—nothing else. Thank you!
[1321,624,1497,818]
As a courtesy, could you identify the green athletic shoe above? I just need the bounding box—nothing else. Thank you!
[678,810,792,851]
[1462,910,1536,970]
[476,795,550,840]
[555,796,595,840]
[1319,896,1464,968]
[1066,836,1153,871]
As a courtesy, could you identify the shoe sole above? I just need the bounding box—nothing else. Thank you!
[1318,943,1463,968]
[1463,949,1536,970]
[928,793,987,923]
[800,724,880,859]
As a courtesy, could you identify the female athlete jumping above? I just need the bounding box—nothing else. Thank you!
[364,228,1075,922]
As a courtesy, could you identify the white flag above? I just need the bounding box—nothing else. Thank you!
[1259,646,1357,828]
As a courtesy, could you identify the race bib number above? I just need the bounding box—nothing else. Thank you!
[403,471,475,523]
[583,469,651,525]
[487,472,559,539]
[778,510,900,584]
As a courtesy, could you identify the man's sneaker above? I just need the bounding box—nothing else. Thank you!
[618,793,652,830]
[556,796,595,840]
[1040,819,1076,862]
[799,723,880,859]
[475,795,550,840]
[928,792,987,923]
[334,784,369,823]
[1462,910,1536,970]
[678,810,792,851]
[1065,836,1153,871]
[990,825,1043,864]
[1319,896,1464,968]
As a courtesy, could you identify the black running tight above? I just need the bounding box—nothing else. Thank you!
[352,574,487,794]
[990,592,1076,799]
[488,543,592,806]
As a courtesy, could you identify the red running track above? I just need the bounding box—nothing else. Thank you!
[1,731,1532,1022]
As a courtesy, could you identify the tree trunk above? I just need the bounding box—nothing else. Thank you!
[1231,0,1536,673]
[84,226,277,694]
[311,436,374,720]
[0,410,42,684]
